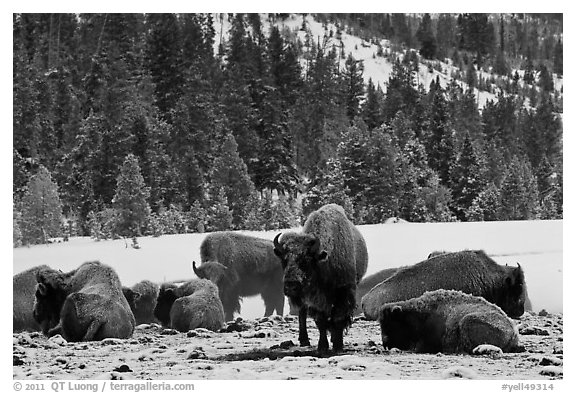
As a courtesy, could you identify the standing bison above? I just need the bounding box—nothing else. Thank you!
[13,265,51,332]
[33,261,135,341]
[378,289,520,354]
[361,250,527,320]
[154,279,225,332]
[273,204,368,352]
[192,232,285,321]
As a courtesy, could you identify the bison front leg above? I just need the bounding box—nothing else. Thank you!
[330,326,344,352]
[298,306,310,346]
[314,315,329,352]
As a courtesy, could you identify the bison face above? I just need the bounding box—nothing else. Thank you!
[500,264,527,319]
[33,280,66,335]
[153,285,178,326]
[192,261,228,286]
[379,305,426,351]
[122,287,141,314]
[274,233,328,297]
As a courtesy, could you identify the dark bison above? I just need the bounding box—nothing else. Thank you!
[378,289,520,354]
[14,265,51,332]
[122,280,160,325]
[192,232,285,321]
[33,261,135,341]
[354,267,401,316]
[362,250,527,320]
[154,279,225,332]
[273,203,368,352]
[426,250,533,312]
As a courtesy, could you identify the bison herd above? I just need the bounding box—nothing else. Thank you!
[14,203,530,356]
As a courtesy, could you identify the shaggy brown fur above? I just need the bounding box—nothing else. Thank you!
[154,279,224,332]
[378,289,520,354]
[33,261,135,342]
[362,250,527,320]
[354,267,402,316]
[193,232,284,321]
[123,280,160,325]
[274,204,368,352]
[13,265,50,332]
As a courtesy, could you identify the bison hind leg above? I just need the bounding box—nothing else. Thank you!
[457,312,516,353]
[261,286,285,317]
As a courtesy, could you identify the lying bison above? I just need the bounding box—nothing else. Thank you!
[354,267,401,316]
[13,265,50,332]
[154,279,224,332]
[33,261,135,341]
[378,289,520,354]
[362,250,527,320]
[274,204,368,352]
[192,232,285,321]
[122,280,160,325]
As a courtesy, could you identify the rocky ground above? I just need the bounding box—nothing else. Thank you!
[13,311,563,380]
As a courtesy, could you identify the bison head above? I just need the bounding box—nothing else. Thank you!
[33,270,68,335]
[192,261,228,285]
[122,287,141,315]
[378,304,430,351]
[499,263,527,319]
[273,232,327,297]
[153,283,179,327]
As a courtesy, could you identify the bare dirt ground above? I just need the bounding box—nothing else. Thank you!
[13,311,563,380]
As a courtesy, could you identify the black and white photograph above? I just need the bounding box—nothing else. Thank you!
[11,9,565,383]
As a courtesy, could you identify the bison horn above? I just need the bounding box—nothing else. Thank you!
[273,233,284,254]
[192,261,200,276]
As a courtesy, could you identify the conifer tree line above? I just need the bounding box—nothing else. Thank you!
[13,13,563,246]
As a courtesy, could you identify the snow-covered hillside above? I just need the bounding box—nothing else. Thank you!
[13,220,563,318]
[212,14,563,110]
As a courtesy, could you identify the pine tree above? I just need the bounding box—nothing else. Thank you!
[361,78,383,130]
[500,156,540,220]
[450,134,485,221]
[145,13,184,121]
[112,154,151,237]
[206,187,233,232]
[553,38,563,76]
[209,132,257,228]
[466,182,502,221]
[302,158,354,220]
[416,13,437,59]
[13,207,23,248]
[19,166,64,244]
[341,53,364,122]
[424,85,455,186]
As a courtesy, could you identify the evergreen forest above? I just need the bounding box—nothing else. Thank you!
[13,13,563,246]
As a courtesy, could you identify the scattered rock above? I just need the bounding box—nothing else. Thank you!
[539,356,562,366]
[113,364,133,373]
[553,346,563,355]
[442,366,478,379]
[54,357,68,365]
[472,344,503,358]
[48,334,67,346]
[187,328,214,338]
[279,340,295,349]
[135,324,152,330]
[519,326,550,336]
[187,350,207,360]
[539,366,563,377]
[161,329,179,335]
[101,338,125,346]
[240,329,278,339]
[389,348,401,354]
[13,354,25,366]
[538,309,549,317]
